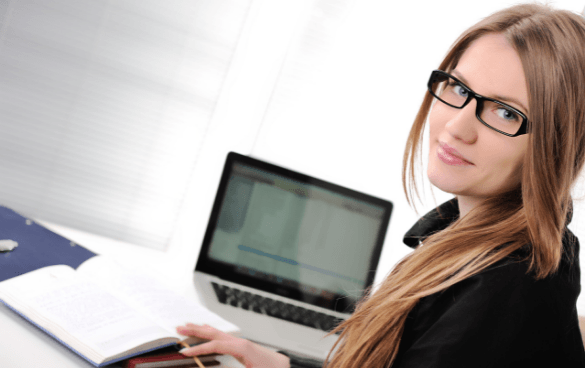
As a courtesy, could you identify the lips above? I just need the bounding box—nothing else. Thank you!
[437,142,474,166]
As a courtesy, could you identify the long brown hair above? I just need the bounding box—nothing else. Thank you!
[326,4,585,367]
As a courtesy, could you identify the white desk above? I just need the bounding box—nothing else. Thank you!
[0,222,244,368]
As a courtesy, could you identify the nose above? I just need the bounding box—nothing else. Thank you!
[445,99,479,144]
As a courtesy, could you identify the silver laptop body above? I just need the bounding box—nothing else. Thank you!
[194,152,392,360]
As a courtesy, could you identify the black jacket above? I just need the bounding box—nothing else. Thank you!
[393,199,585,367]
[285,200,585,367]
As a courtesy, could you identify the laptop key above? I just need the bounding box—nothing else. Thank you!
[241,291,253,302]
[228,297,238,307]
[250,303,262,314]
[300,315,316,328]
[211,282,228,304]
[251,294,264,304]
[266,306,280,317]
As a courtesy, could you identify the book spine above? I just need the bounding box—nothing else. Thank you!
[103,343,179,367]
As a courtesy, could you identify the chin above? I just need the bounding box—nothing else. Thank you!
[427,170,467,196]
[427,161,465,193]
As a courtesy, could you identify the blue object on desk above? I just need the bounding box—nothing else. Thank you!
[0,206,96,282]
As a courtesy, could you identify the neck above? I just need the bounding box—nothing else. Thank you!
[456,195,483,217]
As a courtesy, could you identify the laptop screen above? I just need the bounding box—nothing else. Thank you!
[196,153,393,313]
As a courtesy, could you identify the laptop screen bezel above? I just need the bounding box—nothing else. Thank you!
[195,152,393,313]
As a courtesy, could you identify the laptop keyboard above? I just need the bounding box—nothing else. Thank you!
[211,282,343,333]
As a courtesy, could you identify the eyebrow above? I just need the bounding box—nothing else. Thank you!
[451,70,530,115]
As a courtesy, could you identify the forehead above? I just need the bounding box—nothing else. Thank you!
[454,34,529,112]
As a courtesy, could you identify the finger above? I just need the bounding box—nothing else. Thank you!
[176,325,200,336]
[177,323,210,332]
[177,324,230,341]
[180,340,243,358]
[176,324,211,337]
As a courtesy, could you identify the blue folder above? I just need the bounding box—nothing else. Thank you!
[0,206,178,367]
[0,206,96,282]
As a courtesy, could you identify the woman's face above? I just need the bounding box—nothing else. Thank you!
[427,33,530,213]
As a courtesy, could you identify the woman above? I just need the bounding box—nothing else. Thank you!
[177,4,585,367]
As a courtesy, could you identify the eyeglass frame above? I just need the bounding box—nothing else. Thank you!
[427,70,529,137]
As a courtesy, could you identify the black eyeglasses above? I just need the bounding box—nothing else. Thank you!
[428,70,528,137]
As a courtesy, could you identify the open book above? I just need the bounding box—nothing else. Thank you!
[0,255,239,367]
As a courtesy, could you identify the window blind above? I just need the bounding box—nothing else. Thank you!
[0,0,252,249]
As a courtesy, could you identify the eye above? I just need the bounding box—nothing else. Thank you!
[496,107,520,122]
[449,83,468,98]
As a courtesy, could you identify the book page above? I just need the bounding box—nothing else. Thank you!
[0,265,176,361]
[77,256,238,336]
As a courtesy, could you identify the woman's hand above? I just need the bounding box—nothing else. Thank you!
[176,323,290,368]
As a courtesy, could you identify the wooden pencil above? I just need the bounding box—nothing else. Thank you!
[179,341,206,368]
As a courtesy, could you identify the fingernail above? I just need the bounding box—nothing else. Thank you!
[179,348,188,354]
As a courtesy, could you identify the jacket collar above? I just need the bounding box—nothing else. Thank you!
[403,198,459,248]
[403,198,574,249]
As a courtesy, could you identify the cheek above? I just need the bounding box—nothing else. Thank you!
[500,152,525,183]
[428,103,448,139]
[483,138,528,190]
[503,136,528,173]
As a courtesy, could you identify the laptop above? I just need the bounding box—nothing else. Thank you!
[194,152,393,360]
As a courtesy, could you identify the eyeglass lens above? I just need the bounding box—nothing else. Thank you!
[430,73,524,136]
